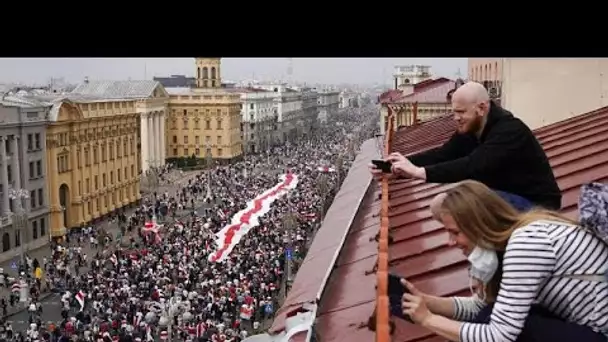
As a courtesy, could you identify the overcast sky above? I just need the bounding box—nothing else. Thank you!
[0,58,467,86]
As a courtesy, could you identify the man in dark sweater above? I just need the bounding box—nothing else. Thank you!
[371,82,561,210]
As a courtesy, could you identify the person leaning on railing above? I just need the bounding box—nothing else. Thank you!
[400,180,608,342]
[370,81,561,212]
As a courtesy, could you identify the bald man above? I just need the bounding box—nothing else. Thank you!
[371,81,561,210]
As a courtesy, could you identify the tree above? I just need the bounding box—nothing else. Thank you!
[316,174,329,220]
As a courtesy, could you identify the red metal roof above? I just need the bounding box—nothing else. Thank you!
[379,78,453,105]
[270,105,608,342]
[395,80,455,104]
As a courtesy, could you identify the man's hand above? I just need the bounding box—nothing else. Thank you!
[387,152,426,180]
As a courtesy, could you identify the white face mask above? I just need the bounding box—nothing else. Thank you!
[467,246,499,300]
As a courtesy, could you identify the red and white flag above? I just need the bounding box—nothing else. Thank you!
[317,166,336,173]
[75,290,85,311]
[11,283,20,293]
[109,254,118,266]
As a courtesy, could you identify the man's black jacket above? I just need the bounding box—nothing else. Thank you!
[407,101,562,210]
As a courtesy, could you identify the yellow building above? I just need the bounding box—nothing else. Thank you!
[166,58,243,164]
[45,96,141,237]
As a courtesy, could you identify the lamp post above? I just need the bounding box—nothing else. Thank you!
[8,188,29,267]
[281,211,298,288]
[144,159,160,196]
[316,174,329,222]
[205,140,213,200]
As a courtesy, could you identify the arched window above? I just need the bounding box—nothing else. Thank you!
[211,67,216,80]
[202,67,209,79]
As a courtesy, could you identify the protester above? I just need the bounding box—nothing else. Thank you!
[370,81,562,210]
[11,107,377,342]
[401,180,608,342]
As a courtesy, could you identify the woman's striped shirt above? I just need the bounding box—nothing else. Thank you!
[454,220,608,342]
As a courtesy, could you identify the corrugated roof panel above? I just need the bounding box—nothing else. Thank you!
[296,105,608,342]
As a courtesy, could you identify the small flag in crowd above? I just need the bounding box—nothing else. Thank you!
[75,290,86,311]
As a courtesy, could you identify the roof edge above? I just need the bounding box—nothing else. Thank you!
[268,137,382,333]
[315,138,381,301]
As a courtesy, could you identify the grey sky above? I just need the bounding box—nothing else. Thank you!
[0,58,467,86]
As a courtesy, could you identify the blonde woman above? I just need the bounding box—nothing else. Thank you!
[401,180,608,342]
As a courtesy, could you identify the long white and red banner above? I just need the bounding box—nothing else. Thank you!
[208,173,299,262]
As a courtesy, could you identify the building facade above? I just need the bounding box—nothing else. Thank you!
[393,65,432,89]
[70,80,169,172]
[468,58,608,130]
[44,96,141,237]
[339,91,358,109]
[166,58,243,164]
[317,90,340,122]
[0,97,51,262]
[244,83,303,144]
[238,88,276,154]
[300,88,319,138]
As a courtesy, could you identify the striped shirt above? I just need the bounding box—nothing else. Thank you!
[454,220,608,342]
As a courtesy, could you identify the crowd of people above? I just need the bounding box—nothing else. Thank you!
[7,107,377,342]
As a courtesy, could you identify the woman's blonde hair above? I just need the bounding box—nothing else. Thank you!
[438,180,577,300]
[439,180,576,251]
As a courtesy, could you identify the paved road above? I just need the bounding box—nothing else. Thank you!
[8,293,63,331]
[1,169,203,330]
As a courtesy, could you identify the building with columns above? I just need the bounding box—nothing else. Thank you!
[0,95,51,262]
[70,80,169,172]
[165,58,243,164]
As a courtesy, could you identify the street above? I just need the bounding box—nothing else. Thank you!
[7,293,63,331]
[0,169,203,329]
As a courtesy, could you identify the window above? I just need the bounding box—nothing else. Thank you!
[184,136,189,144]
[38,189,42,206]
[183,118,188,129]
[217,119,222,130]
[30,190,36,208]
[195,148,200,155]
[95,176,98,190]
[250,103,254,110]
[36,161,41,177]
[27,134,33,151]
[35,133,41,149]
[40,218,45,237]
[183,109,187,115]
[102,144,107,162]
[118,169,121,182]
[172,136,177,143]
[110,171,114,185]
[184,148,189,155]
[217,148,223,157]
[29,162,34,179]
[93,146,98,163]
[84,148,90,166]
[103,174,107,187]
[195,136,200,144]
[206,120,211,130]
[32,220,38,239]
[173,148,177,156]
[217,136,222,145]
[194,119,200,130]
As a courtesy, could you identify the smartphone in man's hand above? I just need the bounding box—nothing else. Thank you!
[388,273,413,323]
[372,159,393,174]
